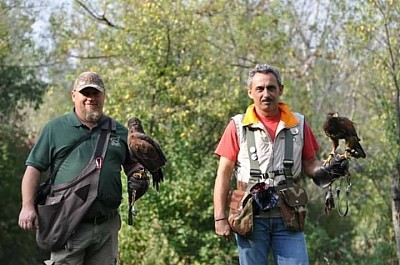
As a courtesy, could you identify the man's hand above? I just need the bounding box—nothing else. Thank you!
[313,154,349,188]
[18,205,39,231]
[19,166,41,231]
[215,219,233,240]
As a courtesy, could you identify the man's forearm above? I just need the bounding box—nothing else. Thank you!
[21,166,41,207]
[213,174,230,219]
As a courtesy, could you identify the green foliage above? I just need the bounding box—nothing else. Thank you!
[0,125,48,265]
[0,65,46,119]
[0,1,49,264]
[0,0,47,122]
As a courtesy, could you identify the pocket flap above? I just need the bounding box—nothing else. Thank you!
[229,190,250,210]
[280,187,308,207]
[45,195,64,205]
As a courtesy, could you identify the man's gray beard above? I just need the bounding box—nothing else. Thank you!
[86,111,102,123]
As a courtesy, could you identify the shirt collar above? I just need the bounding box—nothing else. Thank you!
[67,109,82,127]
[242,102,299,128]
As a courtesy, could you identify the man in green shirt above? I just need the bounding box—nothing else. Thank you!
[18,71,147,264]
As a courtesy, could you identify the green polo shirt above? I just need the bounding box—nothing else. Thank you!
[27,110,134,216]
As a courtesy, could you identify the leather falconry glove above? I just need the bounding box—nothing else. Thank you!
[127,165,149,225]
[313,154,349,188]
[127,166,150,201]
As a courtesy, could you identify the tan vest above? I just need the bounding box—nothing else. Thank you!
[232,113,305,186]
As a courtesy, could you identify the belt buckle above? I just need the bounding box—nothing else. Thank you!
[93,216,101,225]
[93,212,117,225]
[93,215,106,225]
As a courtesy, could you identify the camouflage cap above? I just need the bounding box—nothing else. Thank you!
[73,71,105,92]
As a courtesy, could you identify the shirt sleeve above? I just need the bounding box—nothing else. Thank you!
[26,125,51,172]
[214,120,239,162]
[302,121,320,160]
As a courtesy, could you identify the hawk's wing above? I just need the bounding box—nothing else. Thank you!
[128,131,167,191]
[323,113,342,152]
[337,116,359,139]
[128,132,167,169]
[322,112,366,161]
[337,117,366,158]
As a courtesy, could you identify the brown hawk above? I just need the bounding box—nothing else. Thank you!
[323,112,366,164]
[127,117,167,191]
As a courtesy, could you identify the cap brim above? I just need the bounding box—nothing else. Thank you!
[75,85,105,92]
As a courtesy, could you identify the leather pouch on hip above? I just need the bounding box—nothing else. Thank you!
[228,189,253,236]
[279,186,308,232]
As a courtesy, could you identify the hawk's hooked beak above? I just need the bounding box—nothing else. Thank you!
[333,112,339,117]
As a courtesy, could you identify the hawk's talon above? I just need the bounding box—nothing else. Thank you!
[323,153,335,166]
[341,151,350,160]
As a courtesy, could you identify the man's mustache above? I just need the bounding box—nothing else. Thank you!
[263,97,275,102]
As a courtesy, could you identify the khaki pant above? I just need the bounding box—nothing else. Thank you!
[44,213,121,265]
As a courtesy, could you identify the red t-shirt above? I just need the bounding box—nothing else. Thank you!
[215,116,319,162]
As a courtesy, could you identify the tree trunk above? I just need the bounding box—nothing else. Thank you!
[392,162,400,264]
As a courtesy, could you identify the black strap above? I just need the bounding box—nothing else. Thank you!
[47,117,112,185]
[283,128,294,186]
[95,118,112,157]
[94,118,116,169]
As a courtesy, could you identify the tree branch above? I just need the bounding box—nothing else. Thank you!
[74,0,124,29]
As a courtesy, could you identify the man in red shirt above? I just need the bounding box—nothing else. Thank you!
[213,63,348,265]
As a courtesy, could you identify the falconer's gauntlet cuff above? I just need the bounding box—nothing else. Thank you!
[313,155,349,188]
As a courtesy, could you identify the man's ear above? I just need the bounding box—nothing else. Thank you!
[247,87,253,99]
[279,85,284,96]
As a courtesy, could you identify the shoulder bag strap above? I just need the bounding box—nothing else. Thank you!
[283,128,294,187]
[48,117,113,185]
[93,118,115,170]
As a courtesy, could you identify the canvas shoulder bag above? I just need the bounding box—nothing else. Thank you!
[36,118,116,251]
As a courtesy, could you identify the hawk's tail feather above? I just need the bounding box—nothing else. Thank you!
[151,168,164,192]
[348,141,366,159]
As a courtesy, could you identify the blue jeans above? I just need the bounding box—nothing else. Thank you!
[235,217,309,265]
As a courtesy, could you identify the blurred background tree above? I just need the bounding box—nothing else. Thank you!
[0,1,48,264]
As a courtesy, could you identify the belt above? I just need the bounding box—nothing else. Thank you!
[82,211,118,225]
[255,206,282,218]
